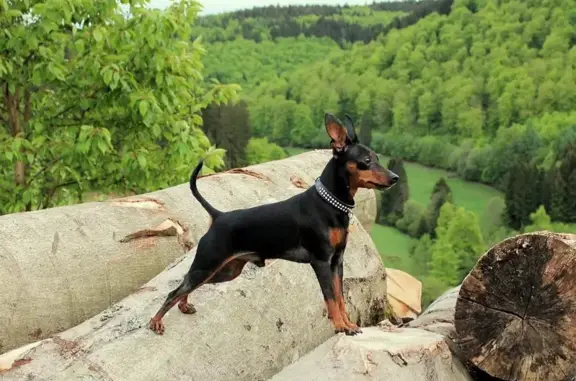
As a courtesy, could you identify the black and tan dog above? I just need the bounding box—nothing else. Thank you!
[149,112,399,336]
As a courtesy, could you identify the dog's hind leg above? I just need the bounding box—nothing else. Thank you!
[148,249,262,335]
[149,269,211,335]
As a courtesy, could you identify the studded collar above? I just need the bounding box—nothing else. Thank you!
[314,178,355,215]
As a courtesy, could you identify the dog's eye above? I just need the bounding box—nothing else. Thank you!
[364,157,371,164]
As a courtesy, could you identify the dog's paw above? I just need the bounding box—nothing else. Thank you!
[149,318,165,335]
[345,324,362,336]
[333,322,360,336]
[178,302,197,314]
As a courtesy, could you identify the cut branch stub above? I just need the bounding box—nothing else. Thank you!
[454,232,576,381]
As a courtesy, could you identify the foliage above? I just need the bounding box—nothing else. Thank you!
[201,100,251,169]
[0,0,238,214]
[357,110,374,147]
[395,199,427,237]
[222,0,576,213]
[504,161,545,230]
[379,158,409,225]
[428,235,460,286]
[409,233,433,277]
[524,205,576,234]
[524,205,553,233]
[429,202,485,284]
[245,137,286,165]
[421,275,452,308]
[201,37,341,92]
[548,142,576,223]
[192,1,452,45]
[480,196,513,246]
[423,177,453,237]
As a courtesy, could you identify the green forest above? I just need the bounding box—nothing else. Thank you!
[1,0,575,304]
[195,0,576,303]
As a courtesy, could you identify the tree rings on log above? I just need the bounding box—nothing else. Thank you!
[455,232,576,381]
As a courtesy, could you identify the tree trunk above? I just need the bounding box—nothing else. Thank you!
[0,150,377,354]
[4,85,26,188]
[408,232,576,381]
[0,205,386,381]
[455,232,576,381]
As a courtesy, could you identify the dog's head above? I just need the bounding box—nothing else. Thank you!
[325,112,399,192]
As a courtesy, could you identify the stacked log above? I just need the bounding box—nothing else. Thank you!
[408,232,576,381]
[0,211,387,380]
[0,149,377,353]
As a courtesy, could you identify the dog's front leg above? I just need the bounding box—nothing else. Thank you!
[333,258,362,334]
[310,259,353,335]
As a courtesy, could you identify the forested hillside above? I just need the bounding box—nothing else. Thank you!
[193,0,451,44]
[195,0,576,304]
[198,0,575,218]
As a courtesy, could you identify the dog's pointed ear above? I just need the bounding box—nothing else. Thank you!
[343,114,359,144]
[325,112,348,152]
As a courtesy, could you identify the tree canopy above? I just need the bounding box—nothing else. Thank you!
[0,0,238,214]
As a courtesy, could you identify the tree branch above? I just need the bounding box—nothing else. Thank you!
[41,180,79,210]
[27,157,63,186]
[23,89,31,124]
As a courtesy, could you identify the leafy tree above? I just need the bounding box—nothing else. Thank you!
[421,275,452,308]
[201,100,251,169]
[0,0,237,215]
[409,233,433,277]
[358,110,374,147]
[429,202,485,283]
[395,199,426,237]
[245,137,287,165]
[378,158,409,225]
[423,177,453,237]
[428,237,460,287]
[549,142,576,223]
[480,196,511,246]
[446,208,485,281]
[504,161,543,230]
[524,205,553,233]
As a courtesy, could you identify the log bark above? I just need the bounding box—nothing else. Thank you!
[0,149,377,354]
[0,215,387,381]
[406,286,460,342]
[454,232,576,381]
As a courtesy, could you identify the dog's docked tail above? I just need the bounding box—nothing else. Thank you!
[189,160,222,219]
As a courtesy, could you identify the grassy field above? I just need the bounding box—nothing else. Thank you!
[371,224,417,269]
[283,146,505,266]
[389,158,503,218]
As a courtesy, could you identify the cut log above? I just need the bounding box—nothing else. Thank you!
[0,216,387,381]
[406,286,460,342]
[455,232,576,381]
[407,287,500,381]
[385,268,422,321]
[268,326,472,381]
[0,149,377,353]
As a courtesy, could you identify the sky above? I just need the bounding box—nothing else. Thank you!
[147,0,374,15]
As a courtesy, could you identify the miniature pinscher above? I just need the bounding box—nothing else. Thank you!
[149,112,399,336]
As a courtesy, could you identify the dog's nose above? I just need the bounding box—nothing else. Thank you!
[390,174,399,184]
